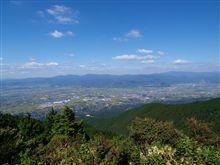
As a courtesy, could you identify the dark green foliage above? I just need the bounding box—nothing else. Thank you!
[175,136,220,164]
[19,151,36,165]
[51,106,89,142]
[129,117,182,147]
[18,113,44,141]
[90,98,220,134]
[0,114,22,164]
[1,99,220,164]
[0,113,19,128]
[0,126,22,164]
[106,136,140,164]
[43,107,57,141]
[51,106,76,136]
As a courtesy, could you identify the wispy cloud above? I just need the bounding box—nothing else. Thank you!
[46,62,59,66]
[172,59,191,65]
[113,29,142,42]
[113,37,128,42]
[136,49,153,54]
[69,53,75,57]
[157,50,165,55]
[9,0,22,6]
[141,60,155,64]
[49,30,74,38]
[36,11,45,17]
[66,31,74,36]
[22,61,59,68]
[126,30,142,38]
[3,59,60,69]
[112,54,159,60]
[79,65,86,68]
[38,5,79,24]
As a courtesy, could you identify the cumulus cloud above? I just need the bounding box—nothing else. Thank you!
[49,30,74,38]
[126,30,142,38]
[112,54,159,60]
[172,59,191,65]
[38,5,79,24]
[136,49,153,54]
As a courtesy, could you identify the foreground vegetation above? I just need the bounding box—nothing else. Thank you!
[1,99,220,164]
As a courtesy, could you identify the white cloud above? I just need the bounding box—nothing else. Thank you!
[172,59,191,65]
[47,5,70,15]
[21,59,59,68]
[55,16,78,24]
[113,37,128,42]
[136,49,153,54]
[157,51,165,55]
[126,30,141,38]
[49,30,64,38]
[49,30,74,38]
[24,61,43,68]
[46,5,79,24]
[46,62,59,66]
[112,54,159,60]
[113,29,142,42]
[141,60,155,64]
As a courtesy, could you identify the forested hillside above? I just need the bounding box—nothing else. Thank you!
[1,98,220,164]
[88,98,220,134]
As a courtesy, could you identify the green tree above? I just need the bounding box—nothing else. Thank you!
[51,106,89,142]
[18,113,44,141]
[43,107,57,141]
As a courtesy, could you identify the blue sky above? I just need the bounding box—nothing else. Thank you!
[1,0,219,78]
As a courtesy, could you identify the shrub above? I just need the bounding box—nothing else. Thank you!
[129,117,182,148]
[186,118,220,146]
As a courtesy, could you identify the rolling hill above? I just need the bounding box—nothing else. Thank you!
[87,97,220,134]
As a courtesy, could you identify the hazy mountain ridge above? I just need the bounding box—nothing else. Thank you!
[3,71,220,89]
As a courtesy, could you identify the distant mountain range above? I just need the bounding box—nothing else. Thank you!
[2,71,220,88]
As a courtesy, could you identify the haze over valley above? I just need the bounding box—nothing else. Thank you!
[1,72,219,118]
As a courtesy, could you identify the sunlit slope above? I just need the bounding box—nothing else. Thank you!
[89,98,220,134]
